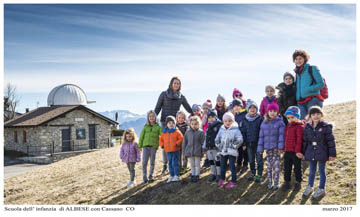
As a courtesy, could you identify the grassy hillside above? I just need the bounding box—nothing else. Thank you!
[4,101,356,205]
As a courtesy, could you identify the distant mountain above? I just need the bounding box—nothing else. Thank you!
[99,110,146,124]
[99,110,147,136]
[119,118,147,137]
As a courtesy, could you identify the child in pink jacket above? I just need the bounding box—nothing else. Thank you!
[260,85,278,116]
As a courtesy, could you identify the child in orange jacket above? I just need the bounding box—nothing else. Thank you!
[159,115,184,183]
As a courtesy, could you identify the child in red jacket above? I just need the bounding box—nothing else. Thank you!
[281,106,305,192]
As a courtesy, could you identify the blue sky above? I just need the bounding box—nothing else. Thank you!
[4,4,356,115]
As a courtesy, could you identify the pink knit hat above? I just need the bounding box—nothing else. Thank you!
[232,88,243,99]
[266,103,279,113]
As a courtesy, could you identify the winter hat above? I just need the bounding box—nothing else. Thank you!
[222,112,235,122]
[231,99,243,108]
[265,85,275,92]
[202,99,212,109]
[246,99,258,113]
[232,88,243,99]
[285,106,301,119]
[207,109,218,118]
[165,115,176,125]
[216,94,226,102]
[266,102,279,113]
[308,106,323,116]
[283,72,295,82]
[192,104,202,112]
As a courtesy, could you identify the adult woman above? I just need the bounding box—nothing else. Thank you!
[293,50,325,120]
[154,76,193,174]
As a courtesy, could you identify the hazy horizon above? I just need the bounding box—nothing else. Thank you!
[4,4,356,115]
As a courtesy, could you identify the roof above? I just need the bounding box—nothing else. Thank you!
[4,105,118,128]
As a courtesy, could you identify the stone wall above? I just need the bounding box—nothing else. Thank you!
[4,107,113,156]
[4,127,42,155]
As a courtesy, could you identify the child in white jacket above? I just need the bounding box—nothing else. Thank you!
[215,112,243,189]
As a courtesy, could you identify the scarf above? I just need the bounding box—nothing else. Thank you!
[165,88,181,100]
[295,65,304,75]
[245,113,260,122]
[216,105,223,111]
[163,126,177,133]
[266,96,276,103]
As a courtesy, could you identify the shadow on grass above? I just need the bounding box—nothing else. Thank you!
[96,160,305,205]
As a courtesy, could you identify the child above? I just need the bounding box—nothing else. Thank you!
[232,99,249,174]
[202,99,212,132]
[282,106,305,192]
[260,85,278,117]
[120,128,141,188]
[182,116,205,183]
[176,111,189,175]
[302,106,336,198]
[159,116,184,183]
[215,112,243,189]
[201,100,212,168]
[276,72,297,125]
[242,99,264,183]
[203,109,223,183]
[215,94,227,122]
[232,88,247,108]
[138,110,162,184]
[257,103,285,189]
[190,104,202,120]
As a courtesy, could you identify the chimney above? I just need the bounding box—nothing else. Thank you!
[25,108,30,113]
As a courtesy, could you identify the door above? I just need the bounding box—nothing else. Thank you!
[89,125,96,149]
[61,128,71,152]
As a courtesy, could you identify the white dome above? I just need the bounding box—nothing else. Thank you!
[47,84,89,106]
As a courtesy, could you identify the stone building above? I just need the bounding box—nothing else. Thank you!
[4,84,117,156]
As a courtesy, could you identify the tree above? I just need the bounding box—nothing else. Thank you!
[4,83,21,121]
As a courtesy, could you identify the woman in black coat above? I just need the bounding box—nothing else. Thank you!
[154,76,193,174]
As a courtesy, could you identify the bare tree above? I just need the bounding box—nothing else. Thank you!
[4,83,21,121]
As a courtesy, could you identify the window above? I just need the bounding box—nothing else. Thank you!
[76,129,86,140]
[14,131,18,143]
[23,130,27,143]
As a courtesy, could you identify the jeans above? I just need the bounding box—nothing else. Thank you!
[166,151,180,177]
[247,143,264,176]
[308,160,326,189]
[298,97,323,120]
[220,155,237,182]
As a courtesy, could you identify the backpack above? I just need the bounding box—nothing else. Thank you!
[308,65,328,100]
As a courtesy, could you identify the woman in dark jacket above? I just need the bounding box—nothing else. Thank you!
[302,106,336,199]
[154,76,193,174]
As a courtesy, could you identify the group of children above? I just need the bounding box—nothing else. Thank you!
[120,71,336,199]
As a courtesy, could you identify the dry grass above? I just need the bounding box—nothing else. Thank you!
[4,101,356,205]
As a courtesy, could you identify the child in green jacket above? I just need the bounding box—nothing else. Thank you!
[138,110,162,183]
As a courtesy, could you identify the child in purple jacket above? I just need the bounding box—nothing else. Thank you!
[302,106,336,199]
[120,128,141,188]
[257,103,285,189]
